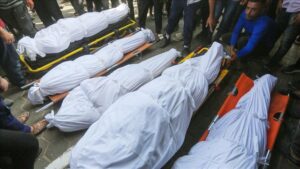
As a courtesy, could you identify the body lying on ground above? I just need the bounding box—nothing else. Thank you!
[45,49,180,132]
[172,74,277,169]
[28,29,155,105]
[70,42,224,169]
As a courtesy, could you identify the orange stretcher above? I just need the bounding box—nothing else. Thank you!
[199,73,290,168]
[34,42,154,113]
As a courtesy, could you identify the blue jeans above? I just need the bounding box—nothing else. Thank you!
[213,0,239,41]
[268,8,300,66]
[166,0,201,47]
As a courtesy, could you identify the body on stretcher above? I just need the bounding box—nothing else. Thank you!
[19,17,136,75]
[200,73,289,168]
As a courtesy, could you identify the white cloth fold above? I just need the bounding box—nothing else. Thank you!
[28,29,155,105]
[172,74,277,169]
[70,42,224,169]
[46,49,180,132]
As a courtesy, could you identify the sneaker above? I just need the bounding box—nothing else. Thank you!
[181,45,190,57]
[160,34,171,48]
[282,64,300,74]
[17,112,30,124]
[156,33,164,42]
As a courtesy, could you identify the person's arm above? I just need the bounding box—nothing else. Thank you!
[26,0,34,10]
[0,76,9,92]
[237,20,268,58]
[230,12,245,47]
[206,0,216,32]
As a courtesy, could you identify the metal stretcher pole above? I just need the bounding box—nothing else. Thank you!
[35,102,54,113]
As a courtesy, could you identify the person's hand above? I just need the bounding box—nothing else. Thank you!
[206,16,216,32]
[229,46,237,61]
[1,30,15,44]
[0,77,9,92]
[26,0,34,10]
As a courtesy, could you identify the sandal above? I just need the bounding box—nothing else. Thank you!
[31,119,48,135]
[17,112,30,124]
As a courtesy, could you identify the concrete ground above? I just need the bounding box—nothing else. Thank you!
[3,1,300,168]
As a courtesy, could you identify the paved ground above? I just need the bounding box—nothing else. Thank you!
[2,1,300,168]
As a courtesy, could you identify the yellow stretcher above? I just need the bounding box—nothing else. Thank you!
[19,17,136,75]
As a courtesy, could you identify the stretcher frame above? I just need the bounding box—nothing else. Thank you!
[19,18,136,73]
[35,42,154,113]
[199,73,289,169]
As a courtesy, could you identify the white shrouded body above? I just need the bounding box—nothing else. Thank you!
[172,74,277,169]
[17,4,130,61]
[27,29,155,105]
[70,42,224,169]
[45,49,180,132]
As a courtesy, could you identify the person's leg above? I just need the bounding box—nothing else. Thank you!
[100,0,109,10]
[127,0,135,19]
[70,0,85,15]
[214,0,239,41]
[165,0,184,35]
[214,0,224,22]
[34,0,55,27]
[12,4,37,37]
[111,0,119,7]
[183,2,200,48]
[86,0,94,11]
[166,0,172,17]
[0,99,31,133]
[0,129,39,169]
[269,13,300,66]
[0,39,26,87]
[46,0,64,21]
[94,0,102,11]
[138,0,151,28]
[153,0,163,34]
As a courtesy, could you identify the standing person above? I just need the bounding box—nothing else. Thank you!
[0,19,26,88]
[212,0,242,41]
[34,0,64,27]
[161,0,216,55]
[138,0,163,36]
[70,0,85,15]
[86,0,102,12]
[0,0,36,38]
[265,0,300,71]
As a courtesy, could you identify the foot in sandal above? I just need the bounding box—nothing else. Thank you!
[31,119,48,135]
[17,112,30,124]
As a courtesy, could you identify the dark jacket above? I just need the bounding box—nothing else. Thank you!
[0,0,23,10]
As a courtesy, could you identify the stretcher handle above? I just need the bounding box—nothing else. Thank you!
[35,102,54,113]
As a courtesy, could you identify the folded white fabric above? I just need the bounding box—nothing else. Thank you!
[172,74,277,169]
[45,49,180,132]
[28,29,155,105]
[70,42,223,169]
[17,4,129,61]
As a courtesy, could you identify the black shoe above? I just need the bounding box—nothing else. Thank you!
[181,45,190,57]
[160,34,171,48]
[281,145,300,167]
[282,64,300,74]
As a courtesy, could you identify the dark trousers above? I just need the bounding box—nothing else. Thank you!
[0,129,38,169]
[70,0,85,15]
[127,0,135,19]
[292,122,300,157]
[0,3,36,39]
[86,0,102,12]
[34,0,64,27]
[138,0,163,34]
[268,8,300,66]
[166,0,201,47]
[213,0,239,40]
[0,39,26,87]
[0,99,30,133]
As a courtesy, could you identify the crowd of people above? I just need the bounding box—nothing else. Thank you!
[0,0,299,168]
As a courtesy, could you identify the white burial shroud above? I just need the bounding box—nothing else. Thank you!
[17,4,129,61]
[45,49,181,132]
[70,42,223,169]
[27,29,155,105]
[172,74,277,169]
